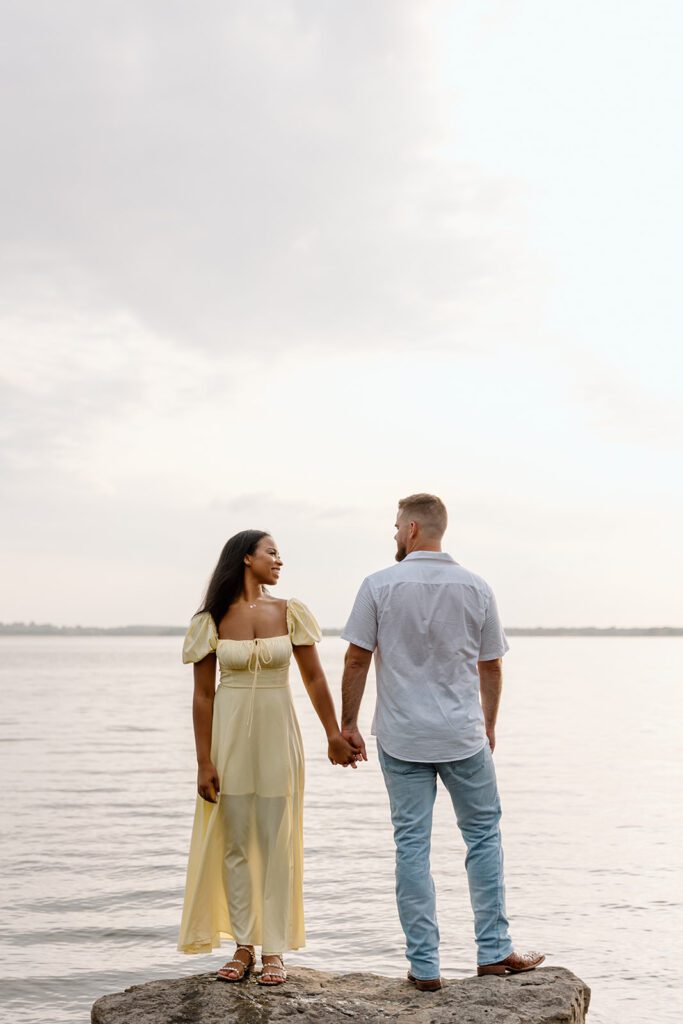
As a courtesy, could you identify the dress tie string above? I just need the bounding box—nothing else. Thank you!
[246,639,273,737]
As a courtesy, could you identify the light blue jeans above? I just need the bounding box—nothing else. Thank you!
[378,742,513,979]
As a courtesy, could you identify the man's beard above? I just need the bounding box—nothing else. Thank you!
[395,544,407,562]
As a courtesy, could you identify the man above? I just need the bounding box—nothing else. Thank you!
[340,493,544,990]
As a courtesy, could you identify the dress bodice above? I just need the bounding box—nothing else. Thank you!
[182,599,322,736]
[215,635,292,677]
[182,598,321,666]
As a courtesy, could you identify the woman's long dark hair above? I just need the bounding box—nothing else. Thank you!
[199,530,270,626]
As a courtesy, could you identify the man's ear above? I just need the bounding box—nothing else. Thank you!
[409,520,419,538]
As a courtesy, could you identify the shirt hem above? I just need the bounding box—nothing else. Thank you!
[376,736,488,764]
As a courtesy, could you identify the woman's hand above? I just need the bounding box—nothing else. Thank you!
[197,762,220,802]
[328,732,361,768]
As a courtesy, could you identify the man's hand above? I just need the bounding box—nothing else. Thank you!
[342,726,368,763]
[486,728,496,753]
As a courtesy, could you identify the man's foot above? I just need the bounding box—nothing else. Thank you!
[216,944,255,982]
[407,971,442,991]
[477,951,545,976]
[258,954,286,986]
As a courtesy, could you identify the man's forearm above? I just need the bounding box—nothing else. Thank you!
[478,662,503,732]
[341,648,371,729]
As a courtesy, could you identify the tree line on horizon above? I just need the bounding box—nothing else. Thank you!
[1,622,681,637]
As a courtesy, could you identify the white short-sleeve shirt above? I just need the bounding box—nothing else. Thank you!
[342,551,509,762]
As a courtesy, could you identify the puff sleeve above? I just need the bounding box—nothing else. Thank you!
[287,598,322,646]
[182,612,218,664]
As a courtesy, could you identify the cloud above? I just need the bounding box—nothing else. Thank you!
[7,3,680,628]
[0,478,383,626]
[0,0,537,355]
[0,295,188,484]
[570,354,683,451]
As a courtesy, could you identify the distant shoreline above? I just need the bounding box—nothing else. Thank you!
[1,623,682,638]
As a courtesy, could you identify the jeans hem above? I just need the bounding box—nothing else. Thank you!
[409,965,441,980]
[477,941,514,966]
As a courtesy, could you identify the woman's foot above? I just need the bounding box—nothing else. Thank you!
[258,954,286,986]
[217,944,255,982]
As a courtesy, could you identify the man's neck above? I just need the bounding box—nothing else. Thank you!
[407,543,442,554]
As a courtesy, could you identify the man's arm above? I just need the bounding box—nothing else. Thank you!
[341,643,373,761]
[478,657,503,753]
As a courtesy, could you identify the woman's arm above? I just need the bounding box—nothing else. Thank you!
[192,653,220,801]
[292,645,360,767]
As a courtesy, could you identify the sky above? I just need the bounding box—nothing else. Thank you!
[1,0,681,629]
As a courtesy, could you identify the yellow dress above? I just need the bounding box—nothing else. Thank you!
[178,598,321,955]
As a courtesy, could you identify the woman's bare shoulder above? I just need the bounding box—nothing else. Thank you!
[265,595,289,632]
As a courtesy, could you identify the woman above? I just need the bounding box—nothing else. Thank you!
[178,530,357,985]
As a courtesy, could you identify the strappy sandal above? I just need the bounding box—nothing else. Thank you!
[258,954,286,986]
[217,944,255,983]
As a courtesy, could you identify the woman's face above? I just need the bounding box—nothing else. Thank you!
[246,535,283,586]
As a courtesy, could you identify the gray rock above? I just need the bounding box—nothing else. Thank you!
[91,966,590,1024]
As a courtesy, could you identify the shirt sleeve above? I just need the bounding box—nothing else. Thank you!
[479,589,510,660]
[341,577,378,652]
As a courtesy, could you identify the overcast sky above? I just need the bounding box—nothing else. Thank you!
[1,0,681,628]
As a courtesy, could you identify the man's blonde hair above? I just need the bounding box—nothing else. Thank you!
[397,493,448,538]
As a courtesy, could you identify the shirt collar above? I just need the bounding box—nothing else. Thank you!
[403,551,456,563]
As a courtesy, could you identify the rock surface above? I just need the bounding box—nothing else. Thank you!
[91,965,590,1023]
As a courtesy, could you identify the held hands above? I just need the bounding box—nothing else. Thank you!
[341,726,368,766]
[328,731,363,768]
[197,761,220,803]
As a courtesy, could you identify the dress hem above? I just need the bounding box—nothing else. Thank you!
[179,931,306,955]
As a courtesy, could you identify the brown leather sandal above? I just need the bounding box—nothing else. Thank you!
[258,954,286,986]
[217,944,255,983]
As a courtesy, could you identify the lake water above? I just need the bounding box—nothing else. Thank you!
[0,636,681,1023]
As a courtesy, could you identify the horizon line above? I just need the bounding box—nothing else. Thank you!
[1,622,682,638]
